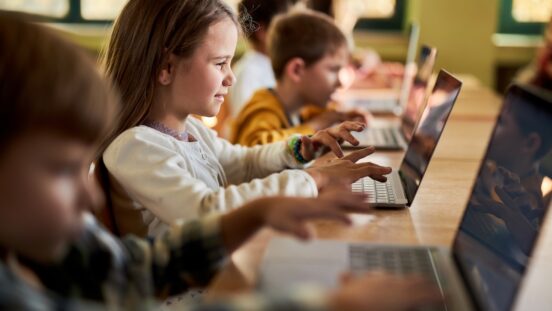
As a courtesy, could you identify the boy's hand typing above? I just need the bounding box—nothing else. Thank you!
[305,110,368,131]
[220,187,372,252]
[260,187,371,240]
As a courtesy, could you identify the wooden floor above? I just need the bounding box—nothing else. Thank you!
[206,76,552,310]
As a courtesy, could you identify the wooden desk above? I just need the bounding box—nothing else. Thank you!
[208,81,552,310]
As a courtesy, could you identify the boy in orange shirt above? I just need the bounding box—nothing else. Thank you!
[232,10,364,146]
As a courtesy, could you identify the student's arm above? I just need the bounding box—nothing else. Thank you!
[128,191,364,296]
[190,117,314,184]
[122,214,225,294]
[103,129,318,227]
[235,110,315,146]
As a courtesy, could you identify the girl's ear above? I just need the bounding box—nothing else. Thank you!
[284,57,306,83]
[158,53,177,86]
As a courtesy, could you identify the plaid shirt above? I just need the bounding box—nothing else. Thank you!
[0,213,326,311]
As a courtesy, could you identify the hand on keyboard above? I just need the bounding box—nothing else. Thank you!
[305,147,392,190]
[252,187,371,240]
[301,121,366,159]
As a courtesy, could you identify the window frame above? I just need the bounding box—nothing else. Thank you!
[497,0,547,35]
[353,0,406,32]
[12,0,115,24]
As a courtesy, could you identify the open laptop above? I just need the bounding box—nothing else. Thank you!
[259,84,552,311]
[348,44,438,150]
[343,24,420,114]
[352,69,462,208]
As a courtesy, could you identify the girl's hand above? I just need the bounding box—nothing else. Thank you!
[300,121,366,161]
[305,147,392,190]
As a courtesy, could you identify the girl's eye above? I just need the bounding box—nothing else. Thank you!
[217,62,227,70]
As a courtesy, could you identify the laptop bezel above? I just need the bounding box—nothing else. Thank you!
[398,69,463,205]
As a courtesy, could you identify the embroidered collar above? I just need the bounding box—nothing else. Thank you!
[143,120,193,142]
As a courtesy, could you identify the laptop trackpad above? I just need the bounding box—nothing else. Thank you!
[259,238,348,290]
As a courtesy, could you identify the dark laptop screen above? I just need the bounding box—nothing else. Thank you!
[399,70,462,204]
[401,45,438,141]
[453,84,552,311]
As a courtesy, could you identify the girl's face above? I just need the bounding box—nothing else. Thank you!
[163,17,238,118]
[0,131,98,263]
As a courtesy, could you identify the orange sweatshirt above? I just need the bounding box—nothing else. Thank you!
[231,88,318,146]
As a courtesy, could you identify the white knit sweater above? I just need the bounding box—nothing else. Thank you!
[103,117,318,236]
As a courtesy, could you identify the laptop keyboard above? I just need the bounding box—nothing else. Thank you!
[363,128,398,146]
[349,246,439,282]
[352,177,397,204]
[349,246,447,311]
[351,99,397,112]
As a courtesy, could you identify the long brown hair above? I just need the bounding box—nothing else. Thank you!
[101,0,237,148]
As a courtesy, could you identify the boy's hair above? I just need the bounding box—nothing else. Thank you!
[507,84,552,160]
[238,0,296,45]
[0,11,117,155]
[267,10,347,80]
[103,0,236,146]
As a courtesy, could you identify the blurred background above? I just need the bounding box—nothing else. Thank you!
[1,0,550,121]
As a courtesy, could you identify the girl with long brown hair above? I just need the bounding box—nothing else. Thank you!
[101,0,391,236]
[0,11,442,311]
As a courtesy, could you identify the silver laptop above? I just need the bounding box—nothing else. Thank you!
[260,84,552,311]
[349,44,438,150]
[345,23,419,114]
[353,69,462,208]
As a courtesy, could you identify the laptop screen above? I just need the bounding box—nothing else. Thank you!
[399,70,462,204]
[401,45,438,141]
[453,84,552,311]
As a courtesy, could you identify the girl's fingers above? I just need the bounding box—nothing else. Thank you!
[314,132,344,158]
[342,146,376,162]
[354,162,393,174]
[337,127,359,146]
[348,166,391,184]
[369,174,388,183]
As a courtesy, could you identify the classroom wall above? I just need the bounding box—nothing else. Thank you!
[52,0,537,91]
[408,0,499,87]
[354,0,502,88]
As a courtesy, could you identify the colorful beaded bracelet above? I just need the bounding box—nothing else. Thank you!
[288,135,309,164]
